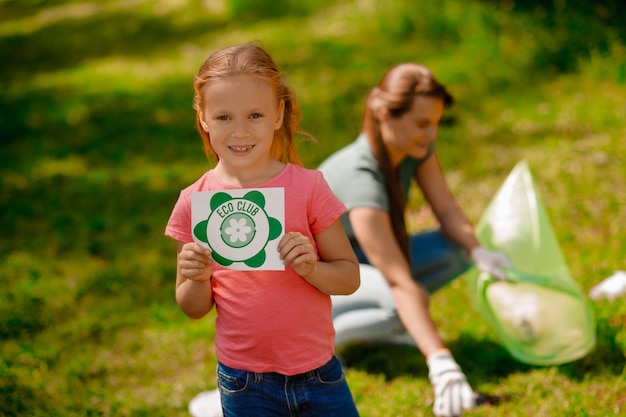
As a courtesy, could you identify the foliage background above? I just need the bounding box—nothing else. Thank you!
[1,0,625,416]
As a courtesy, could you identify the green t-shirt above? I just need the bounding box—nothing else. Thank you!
[318,133,433,242]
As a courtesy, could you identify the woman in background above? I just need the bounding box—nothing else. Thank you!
[319,62,512,417]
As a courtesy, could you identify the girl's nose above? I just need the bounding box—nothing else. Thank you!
[232,121,250,138]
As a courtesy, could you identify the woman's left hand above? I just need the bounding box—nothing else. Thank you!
[471,247,513,280]
[278,232,317,277]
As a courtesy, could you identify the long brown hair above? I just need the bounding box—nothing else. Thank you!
[362,63,454,261]
[193,43,306,166]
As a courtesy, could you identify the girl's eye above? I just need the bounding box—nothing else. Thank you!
[249,113,262,119]
[217,115,230,121]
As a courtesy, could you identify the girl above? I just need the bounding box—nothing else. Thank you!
[319,63,512,417]
[165,43,360,417]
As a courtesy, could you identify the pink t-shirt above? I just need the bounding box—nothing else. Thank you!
[165,164,346,375]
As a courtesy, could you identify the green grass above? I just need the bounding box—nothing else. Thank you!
[1,0,625,416]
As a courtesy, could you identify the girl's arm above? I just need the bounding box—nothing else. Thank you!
[175,240,214,319]
[415,153,481,255]
[348,206,446,357]
[278,219,360,295]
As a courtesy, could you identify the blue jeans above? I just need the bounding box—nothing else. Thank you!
[352,229,471,293]
[332,230,471,347]
[408,229,472,293]
[217,355,359,417]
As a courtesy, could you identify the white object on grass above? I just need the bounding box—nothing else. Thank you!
[189,389,223,417]
[589,270,626,301]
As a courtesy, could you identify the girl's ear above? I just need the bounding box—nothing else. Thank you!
[199,114,209,132]
[274,100,285,129]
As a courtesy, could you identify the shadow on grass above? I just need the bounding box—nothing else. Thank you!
[0,3,226,84]
[338,334,529,382]
[0,165,184,339]
[0,75,201,167]
[0,370,55,417]
[338,335,527,407]
[339,322,625,382]
[557,317,626,380]
[476,0,626,75]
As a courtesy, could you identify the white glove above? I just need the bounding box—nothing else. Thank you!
[427,350,476,417]
[471,247,512,280]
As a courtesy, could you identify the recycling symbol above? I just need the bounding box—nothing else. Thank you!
[193,190,282,267]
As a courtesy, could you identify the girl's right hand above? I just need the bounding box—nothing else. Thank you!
[178,242,213,282]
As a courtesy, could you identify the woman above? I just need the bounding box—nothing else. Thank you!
[319,63,511,417]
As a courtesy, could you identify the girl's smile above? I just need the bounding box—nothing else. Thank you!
[229,145,254,153]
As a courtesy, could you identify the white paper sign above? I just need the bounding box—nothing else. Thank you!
[191,188,285,270]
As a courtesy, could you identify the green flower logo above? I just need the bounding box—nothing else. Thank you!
[222,214,254,247]
[193,190,282,268]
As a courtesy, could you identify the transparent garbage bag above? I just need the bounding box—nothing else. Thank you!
[466,160,596,365]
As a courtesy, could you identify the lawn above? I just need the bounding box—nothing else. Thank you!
[1,0,625,416]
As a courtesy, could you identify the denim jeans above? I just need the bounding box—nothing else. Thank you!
[332,229,471,347]
[407,229,472,293]
[217,355,359,417]
[352,229,471,293]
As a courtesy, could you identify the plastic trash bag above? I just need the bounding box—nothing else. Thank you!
[465,160,596,365]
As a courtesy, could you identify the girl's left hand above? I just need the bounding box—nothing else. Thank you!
[278,232,317,278]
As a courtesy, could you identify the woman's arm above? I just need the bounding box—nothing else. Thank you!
[278,219,360,295]
[415,153,481,255]
[348,206,446,357]
[175,240,214,319]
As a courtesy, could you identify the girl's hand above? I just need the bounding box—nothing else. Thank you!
[278,232,317,278]
[178,242,213,282]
